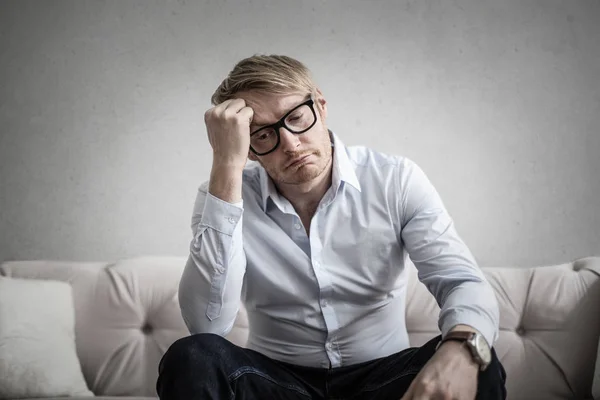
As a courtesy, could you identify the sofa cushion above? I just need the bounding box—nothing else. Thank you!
[0,276,93,399]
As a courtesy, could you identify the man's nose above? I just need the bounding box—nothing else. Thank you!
[278,127,301,152]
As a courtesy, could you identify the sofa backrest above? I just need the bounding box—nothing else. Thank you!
[1,256,599,399]
[405,257,600,400]
[0,257,189,397]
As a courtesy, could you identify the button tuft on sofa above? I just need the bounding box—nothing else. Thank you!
[141,323,153,335]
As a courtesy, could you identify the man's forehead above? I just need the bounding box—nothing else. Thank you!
[244,92,307,126]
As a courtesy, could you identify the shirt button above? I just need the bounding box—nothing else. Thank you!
[326,342,332,349]
[321,299,327,307]
[227,217,235,224]
[215,266,225,273]
[294,223,301,230]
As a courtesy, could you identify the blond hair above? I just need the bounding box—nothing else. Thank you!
[211,54,317,105]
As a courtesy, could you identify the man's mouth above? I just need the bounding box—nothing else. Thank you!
[286,154,312,169]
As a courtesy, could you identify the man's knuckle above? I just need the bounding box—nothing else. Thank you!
[419,379,435,394]
[226,109,239,119]
[235,114,248,124]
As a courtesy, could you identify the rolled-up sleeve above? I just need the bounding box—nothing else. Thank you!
[179,182,246,336]
[398,158,499,347]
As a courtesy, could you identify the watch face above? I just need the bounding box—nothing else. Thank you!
[473,334,492,364]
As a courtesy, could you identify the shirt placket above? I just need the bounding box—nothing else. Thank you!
[310,189,343,368]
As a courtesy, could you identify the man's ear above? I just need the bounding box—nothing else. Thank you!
[248,151,258,162]
[315,88,327,120]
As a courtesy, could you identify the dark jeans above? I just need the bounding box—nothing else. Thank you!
[157,333,506,400]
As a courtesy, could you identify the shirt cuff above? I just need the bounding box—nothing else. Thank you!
[199,192,243,236]
[440,313,497,349]
[438,284,499,348]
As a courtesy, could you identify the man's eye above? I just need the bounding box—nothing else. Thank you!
[256,131,273,141]
[288,113,303,122]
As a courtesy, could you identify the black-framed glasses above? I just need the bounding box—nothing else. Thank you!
[249,98,317,156]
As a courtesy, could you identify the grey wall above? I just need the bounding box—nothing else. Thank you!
[1,0,598,268]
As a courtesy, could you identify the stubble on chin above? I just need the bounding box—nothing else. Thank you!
[280,146,332,185]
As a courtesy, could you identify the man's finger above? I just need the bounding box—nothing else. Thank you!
[412,382,437,400]
[412,396,430,400]
[237,106,254,124]
[399,380,415,400]
[223,98,247,113]
[214,98,235,112]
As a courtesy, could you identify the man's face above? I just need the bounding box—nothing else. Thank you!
[239,90,332,186]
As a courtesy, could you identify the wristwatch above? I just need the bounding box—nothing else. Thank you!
[436,331,492,371]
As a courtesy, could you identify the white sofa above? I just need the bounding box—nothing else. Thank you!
[1,256,599,400]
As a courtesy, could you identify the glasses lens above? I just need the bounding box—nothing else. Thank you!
[285,104,314,133]
[250,128,278,154]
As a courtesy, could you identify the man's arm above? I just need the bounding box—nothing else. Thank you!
[178,179,246,336]
[397,158,499,347]
[179,98,254,336]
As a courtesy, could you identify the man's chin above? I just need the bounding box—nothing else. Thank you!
[281,165,322,185]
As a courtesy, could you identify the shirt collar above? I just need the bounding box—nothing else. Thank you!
[258,130,361,211]
[330,131,361,193]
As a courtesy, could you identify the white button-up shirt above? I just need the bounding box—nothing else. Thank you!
[179,132,499,368]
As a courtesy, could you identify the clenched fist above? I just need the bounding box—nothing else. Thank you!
[204,98,254,169]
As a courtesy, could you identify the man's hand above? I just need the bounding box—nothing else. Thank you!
[204,98,254,203]
[204,98,254,170]
[400,340,478,400]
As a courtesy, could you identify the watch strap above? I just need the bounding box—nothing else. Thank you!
[441,331,476,344]
[436,331,490,371]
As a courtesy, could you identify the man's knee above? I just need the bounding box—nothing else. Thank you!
[477,349,507,399]
[157,333,237,399]
[160,333,234,373]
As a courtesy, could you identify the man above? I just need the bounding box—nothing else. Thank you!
[157,54,506,400]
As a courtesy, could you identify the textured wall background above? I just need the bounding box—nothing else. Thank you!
[1,0,598,267]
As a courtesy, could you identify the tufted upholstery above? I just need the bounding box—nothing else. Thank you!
[405,257,600,400]
[1,256,599,400]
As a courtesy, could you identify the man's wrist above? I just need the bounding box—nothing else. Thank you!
[438,340,479,369]
[439,327,493,371]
